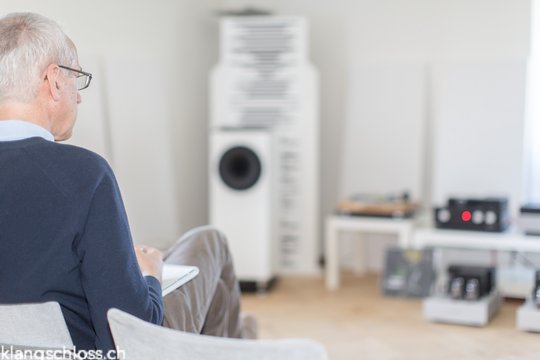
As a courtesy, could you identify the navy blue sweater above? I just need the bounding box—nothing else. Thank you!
[0,137,163,352]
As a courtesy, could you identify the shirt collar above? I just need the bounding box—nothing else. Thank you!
[0,120,54,142]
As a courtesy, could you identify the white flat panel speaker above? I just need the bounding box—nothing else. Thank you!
[209,130,278,283]
[431,61,527,215]
[103,57,180,250]
[525,60,540,202]
[340,63,427,202]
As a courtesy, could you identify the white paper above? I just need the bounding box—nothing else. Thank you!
[161,264,199,297]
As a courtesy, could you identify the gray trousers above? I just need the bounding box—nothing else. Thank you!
[161,226,244,338]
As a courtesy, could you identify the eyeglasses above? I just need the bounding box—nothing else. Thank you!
[58,65,92,91]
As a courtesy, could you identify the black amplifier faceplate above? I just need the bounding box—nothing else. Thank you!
[434,197,509,232]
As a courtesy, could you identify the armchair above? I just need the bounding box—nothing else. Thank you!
[0,302,74,359]
[107,308,328,360]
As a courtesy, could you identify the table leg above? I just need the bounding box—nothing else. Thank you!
[398,225,412,248]
[352,233,367,276]
[325,217,339,290]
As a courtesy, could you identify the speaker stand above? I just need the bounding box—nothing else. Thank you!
[239,276,278,293]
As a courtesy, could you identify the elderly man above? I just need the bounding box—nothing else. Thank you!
[0,12,254,354]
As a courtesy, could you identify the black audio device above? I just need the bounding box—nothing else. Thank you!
[434,197,509,232]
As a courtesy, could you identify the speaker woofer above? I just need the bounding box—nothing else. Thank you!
[219,146,262,191]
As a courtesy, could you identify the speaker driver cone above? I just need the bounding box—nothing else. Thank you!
[219,146,262,190]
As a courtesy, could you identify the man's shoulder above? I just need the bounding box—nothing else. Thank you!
[53,142,109,170]
[22,139,115,191]
[25,139,112,174]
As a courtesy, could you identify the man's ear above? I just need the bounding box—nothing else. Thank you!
[43,64,62,101]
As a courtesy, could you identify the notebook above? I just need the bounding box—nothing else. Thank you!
[161,264,199,297]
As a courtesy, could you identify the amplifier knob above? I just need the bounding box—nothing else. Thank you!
[485,211,497,225]
[472,210,484,224]
[437,209,451,223]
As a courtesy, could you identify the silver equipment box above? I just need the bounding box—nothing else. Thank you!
[517,297,540,332]
[422,290,502,326]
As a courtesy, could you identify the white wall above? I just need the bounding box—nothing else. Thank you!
[1,1,218,249]
[2,1,532,263]
[220,0,532,269]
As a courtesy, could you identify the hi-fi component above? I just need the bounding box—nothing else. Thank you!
[434,197,509,232]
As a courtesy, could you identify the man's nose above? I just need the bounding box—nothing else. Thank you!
[77,92,82,104]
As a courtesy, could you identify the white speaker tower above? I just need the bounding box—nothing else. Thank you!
[210,16,319,288]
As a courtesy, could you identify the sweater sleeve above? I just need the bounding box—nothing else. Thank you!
[75,167,163,352]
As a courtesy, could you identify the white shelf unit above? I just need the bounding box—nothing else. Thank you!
[411,228,540,298]
[324,214,540,291]
[325,215,416,290]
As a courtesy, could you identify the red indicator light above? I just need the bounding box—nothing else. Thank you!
[461,210,472,222]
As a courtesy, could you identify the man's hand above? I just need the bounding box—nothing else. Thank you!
[134,245,164,283]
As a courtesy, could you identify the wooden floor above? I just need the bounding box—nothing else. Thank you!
[241,273,540,360]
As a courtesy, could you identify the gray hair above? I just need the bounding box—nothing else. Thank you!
[0,12,77,104]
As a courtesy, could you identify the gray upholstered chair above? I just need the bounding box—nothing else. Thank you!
[107,308,328,360]
[0,302,328,360]
[0,302,75,359]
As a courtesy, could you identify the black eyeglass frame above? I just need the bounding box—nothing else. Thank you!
[58,65,93,91]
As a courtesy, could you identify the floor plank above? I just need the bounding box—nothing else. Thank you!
[241,273,540,360]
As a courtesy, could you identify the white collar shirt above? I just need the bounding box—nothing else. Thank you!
[0,120,54,142]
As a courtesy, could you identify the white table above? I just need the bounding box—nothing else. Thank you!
[411,228,540,252]
[325,214,416,290]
